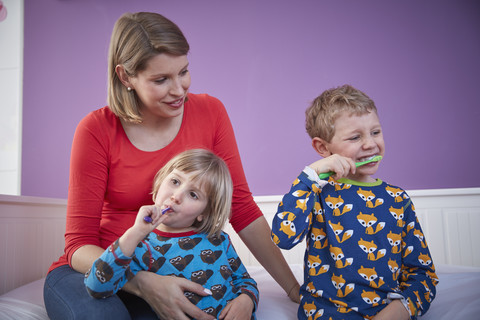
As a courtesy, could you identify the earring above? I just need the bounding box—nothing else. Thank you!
[127,87,132,92]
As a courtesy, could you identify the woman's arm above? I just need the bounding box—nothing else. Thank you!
[65,113,110,267]
[238,216,301,303]
[71,244,105,273]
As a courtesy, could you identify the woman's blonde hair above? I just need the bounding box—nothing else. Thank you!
[152,149,233,238]
[305,84,377,142]
[107,12,189,122]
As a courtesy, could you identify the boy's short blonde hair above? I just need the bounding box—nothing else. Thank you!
[107,12,190,123]
[152,149,233,238]
[305,84,377,142]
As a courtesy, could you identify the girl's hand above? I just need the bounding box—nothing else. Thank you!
[309,154,356,180]
[218,293,254,320]
[119,205,170,257]
[130,271,215,320]
[133,205,169,233]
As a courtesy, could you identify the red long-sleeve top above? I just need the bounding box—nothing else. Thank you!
[49,93,262,273]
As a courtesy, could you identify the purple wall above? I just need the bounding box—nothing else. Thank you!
[22,0,480,199]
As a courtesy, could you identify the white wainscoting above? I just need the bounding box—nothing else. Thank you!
[410,188,480,267]
[0,195,67,295]
[1,188,479,295]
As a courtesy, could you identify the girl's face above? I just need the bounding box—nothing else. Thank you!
[324,111,385,183]
[129,54,191,120]
[154,169,208,233]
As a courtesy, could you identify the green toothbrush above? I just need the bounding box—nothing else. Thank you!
[318,155,383,180]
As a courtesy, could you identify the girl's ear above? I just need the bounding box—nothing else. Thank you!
[196,214,204,222]
[312,137,332,158]
[115,64,133,89]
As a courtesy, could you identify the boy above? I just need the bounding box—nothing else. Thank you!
[272,85,438,319]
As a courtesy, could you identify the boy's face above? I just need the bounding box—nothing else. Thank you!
[323,111,385,182]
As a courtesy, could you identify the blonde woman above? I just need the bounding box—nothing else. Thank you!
[44,12,298,320]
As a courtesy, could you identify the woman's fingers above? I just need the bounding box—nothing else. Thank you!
[136,273,214,320]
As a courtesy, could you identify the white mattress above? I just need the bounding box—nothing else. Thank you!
[1,264,479,319]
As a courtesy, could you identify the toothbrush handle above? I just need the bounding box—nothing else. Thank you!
[318,156,382,180]
[318,162,368,179]
[318,171,333,180]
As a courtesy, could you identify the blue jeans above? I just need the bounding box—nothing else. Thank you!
[43,265,158,320]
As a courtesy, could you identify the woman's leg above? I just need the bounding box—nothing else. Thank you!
[44,265,131,320]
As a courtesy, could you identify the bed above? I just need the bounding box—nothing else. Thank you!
[1,190,480,319]
[1,264,480,319]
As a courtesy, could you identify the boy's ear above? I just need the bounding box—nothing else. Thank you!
[312,137,332,158]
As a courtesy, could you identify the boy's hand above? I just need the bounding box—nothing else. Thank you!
[218,293,254,320]
[372,300,409,320]
[287,282,301,303]
[309,154,356,180]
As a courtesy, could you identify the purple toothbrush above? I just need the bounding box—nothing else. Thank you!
[144,207,171,223]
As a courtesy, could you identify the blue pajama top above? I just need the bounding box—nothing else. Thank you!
[85,229,258,319]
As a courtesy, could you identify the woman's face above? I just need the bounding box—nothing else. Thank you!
[129,54,191,120]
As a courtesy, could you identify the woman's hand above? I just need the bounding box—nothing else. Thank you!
[124,271,215,320]
[218,293,254,320]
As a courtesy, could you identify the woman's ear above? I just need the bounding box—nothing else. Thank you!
[115,64,133,89]
[312,137,332,158]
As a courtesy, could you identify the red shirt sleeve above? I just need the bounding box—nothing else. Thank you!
[63,110,110,265]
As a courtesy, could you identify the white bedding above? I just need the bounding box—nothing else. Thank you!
[250,264,480,319]
[1,264,479,319]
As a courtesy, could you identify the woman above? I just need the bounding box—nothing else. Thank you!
[43,12,299,320]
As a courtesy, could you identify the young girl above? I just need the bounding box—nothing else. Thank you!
[85,149,258,320]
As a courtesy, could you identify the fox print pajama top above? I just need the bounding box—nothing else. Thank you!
[272,169,438,320]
